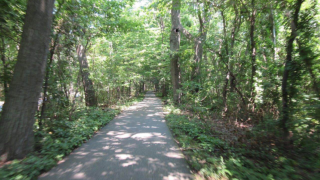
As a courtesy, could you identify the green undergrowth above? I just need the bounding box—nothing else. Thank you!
[0,94,145,180]
[161,98,320,179]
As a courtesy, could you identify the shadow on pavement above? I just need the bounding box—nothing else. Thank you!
[39,92,193,180]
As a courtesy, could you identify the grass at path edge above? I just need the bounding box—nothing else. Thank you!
[157,93,320,180]
[0,94,145,180]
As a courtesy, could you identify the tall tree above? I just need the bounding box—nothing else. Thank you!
[170,0,181,104]
[190,0,210,92]
[0,0,55,161]
[249,0,257,111]
[280,0,303,139]
[77,44,97,106]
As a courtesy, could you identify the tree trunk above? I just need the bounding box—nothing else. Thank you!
[250,0,257,111]
[281,0,302,139]
[191,1,208,93]
[39,33,59,128]
[139,82,143,93]
[142,82,145,91]
[121,85,125,97]
[77,45,97,107]
[154,79,160,92]
[162,82,168,97]
[159,16,165,44]
[128,80,131,96]
[191,35,206,94]
[117,86,120,99]
[57,51,70,103]
[0,0,54,161]
[221,8,239,113]
[230,4,240,92]
[134,81,139,97]
[270,7,276,62]
[221,11,229,112]
[170,0,181,104]
[39,0,65,128]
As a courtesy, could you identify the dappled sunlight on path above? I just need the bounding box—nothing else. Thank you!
[39,92,193,180]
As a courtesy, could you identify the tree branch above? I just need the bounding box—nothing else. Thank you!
[178,24,194,41]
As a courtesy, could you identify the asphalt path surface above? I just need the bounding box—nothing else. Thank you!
[39,92,193,180]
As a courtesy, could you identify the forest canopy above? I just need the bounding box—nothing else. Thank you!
[0,0,320,179]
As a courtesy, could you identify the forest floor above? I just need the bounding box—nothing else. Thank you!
[38,92,193,180]
[157,94,320,180]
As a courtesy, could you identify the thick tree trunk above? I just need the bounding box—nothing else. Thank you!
[281,0,302,139]
[170,0,181,104]
[77,45,97,107]
[0,0,54,161]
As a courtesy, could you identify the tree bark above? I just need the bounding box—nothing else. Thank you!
[281,0,303,139]
[77,44,97,107]
[170,0,181,104]
[0,0,54,161]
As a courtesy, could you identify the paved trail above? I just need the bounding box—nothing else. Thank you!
[39,92,193,180]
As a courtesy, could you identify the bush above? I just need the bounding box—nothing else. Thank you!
[164,105,320,180]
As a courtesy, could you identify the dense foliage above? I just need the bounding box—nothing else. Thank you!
[0,0,319,179]
[162,94,319,179]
